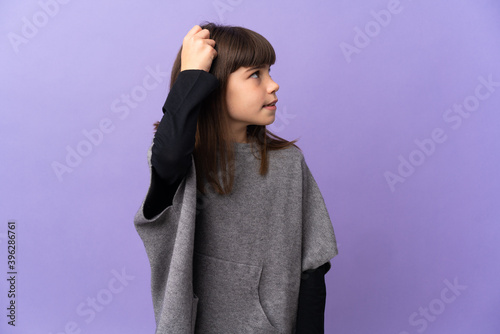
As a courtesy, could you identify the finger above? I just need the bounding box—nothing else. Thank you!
[205,39,216,48]
[195,28,210,39]
[185,25,202,40]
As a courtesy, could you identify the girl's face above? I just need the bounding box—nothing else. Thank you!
[225,64,279,137]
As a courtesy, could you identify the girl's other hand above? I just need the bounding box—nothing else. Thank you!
[180,25,217,73]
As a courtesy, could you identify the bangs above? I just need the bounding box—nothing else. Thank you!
[209,25,276,73]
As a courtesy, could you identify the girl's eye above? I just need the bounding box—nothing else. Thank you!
[250,71,260,79]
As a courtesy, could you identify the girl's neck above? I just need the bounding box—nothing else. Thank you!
[229,121,248,143]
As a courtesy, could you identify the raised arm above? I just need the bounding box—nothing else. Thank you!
[143,25,218,219]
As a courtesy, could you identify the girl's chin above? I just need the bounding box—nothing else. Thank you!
[257,115,276,125]
[245,114,276,127]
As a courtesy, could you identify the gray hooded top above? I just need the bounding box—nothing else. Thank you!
[134,141,338,334]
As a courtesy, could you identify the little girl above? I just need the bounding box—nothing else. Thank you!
[134,22,338,334]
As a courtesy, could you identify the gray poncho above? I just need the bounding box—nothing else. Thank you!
[134,142,338,333]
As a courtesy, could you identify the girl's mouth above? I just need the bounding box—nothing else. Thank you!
[263,99,278,110]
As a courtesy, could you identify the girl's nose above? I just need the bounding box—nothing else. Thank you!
[268,78,279,94]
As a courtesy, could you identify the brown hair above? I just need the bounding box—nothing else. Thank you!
[155,22,300,195]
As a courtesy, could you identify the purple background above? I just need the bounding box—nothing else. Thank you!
[1,0,500,333]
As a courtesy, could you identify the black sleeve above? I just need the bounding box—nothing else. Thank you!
[143,70,218,220]
[295,262,331,334]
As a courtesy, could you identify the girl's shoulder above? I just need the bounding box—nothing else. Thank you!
[271,143,304,160]
[268,144,306,171]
